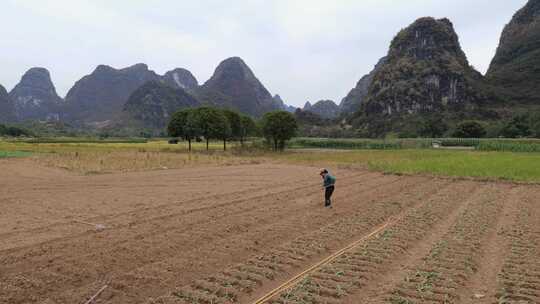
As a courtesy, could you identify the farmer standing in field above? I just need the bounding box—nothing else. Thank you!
[320,169,336,208]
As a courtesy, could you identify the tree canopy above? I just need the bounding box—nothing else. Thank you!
[261,111,298,151]
[239,114,257,144]
[500,114,533,138]
[167,108,200,151]
[222,109,257,146]
[192,107,231,150]
[0,124,32,137]
[222,109,242,140]
[452,121,486,138]
[168,107,295,151]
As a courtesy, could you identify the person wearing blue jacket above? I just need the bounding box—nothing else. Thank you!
[320,169,336,207]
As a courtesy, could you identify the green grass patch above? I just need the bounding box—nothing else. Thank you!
[278,149,540,182]
[0,151,32,158]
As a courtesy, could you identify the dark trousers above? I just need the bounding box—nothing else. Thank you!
[325,186,335,206]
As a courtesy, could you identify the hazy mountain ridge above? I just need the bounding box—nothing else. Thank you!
[304,100,340,119]
[9,67,63,121]
[195,57,281,117]
[123,81,200,129]
[119,57,287,130]
[273,94,297,113]
[162,68,199,91]
[0,84,16,122]
[60,63,204,124]
[2,1,539,136]
[63,64,161,123]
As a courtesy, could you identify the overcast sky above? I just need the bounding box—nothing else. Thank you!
[0,0,526,107]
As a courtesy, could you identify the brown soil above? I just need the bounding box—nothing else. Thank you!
[1,159,539,304]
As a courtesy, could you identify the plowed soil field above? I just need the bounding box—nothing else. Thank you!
[1,159,539,304]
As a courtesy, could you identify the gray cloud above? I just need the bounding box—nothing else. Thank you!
[0,0,526,107]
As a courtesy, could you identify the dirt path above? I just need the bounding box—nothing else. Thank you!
[1,159,539,304]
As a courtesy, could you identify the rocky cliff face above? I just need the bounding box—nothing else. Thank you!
[196,57,280,117]
[0,84,16,123]
[64,63,161,123]
[340,57,387,115]
[363,17,483,116]
[487,0,540,103]
[162,68,199,91]
[123,81,200,129]
[306,100,340,119]
[9,67,63,121]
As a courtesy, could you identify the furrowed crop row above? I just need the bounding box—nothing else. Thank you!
[153,180,446,304]
[263,184,465,304]
[496,194,540,303]
[0,175,386,303]
[157,202,403,304]
[388,187,503,303]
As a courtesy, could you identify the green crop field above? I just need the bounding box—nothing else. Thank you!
[290,137,540,152]
[278,149,540,182]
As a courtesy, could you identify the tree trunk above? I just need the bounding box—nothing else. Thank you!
[274,139,278,151]
[223,139,227,151]
[240,136,244,147]
[206,139,209,150]
[188,139,192,152]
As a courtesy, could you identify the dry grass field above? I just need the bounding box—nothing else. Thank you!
[3,139,540,181]
[1,151,540,304]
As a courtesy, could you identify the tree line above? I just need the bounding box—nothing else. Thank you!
[167,107,298,151]
[414,114,540,139]
[0,124,32,137]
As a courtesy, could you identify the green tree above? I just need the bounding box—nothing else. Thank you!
[418,116,448,138]
[223,109,242,142]
[452,121,486,138]
[0,124,31,137]
[194,107,231,151]
[167,108,200,151]
[531,113,540,138]
[223,109,258,146]
[239,114,257,145]
[261,111,298,151]
[500,116,531,138]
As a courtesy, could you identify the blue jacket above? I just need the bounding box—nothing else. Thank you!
[323,174,336,188]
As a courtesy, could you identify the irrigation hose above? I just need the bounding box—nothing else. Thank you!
[251,218,397,304]
[83,285,108,304]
